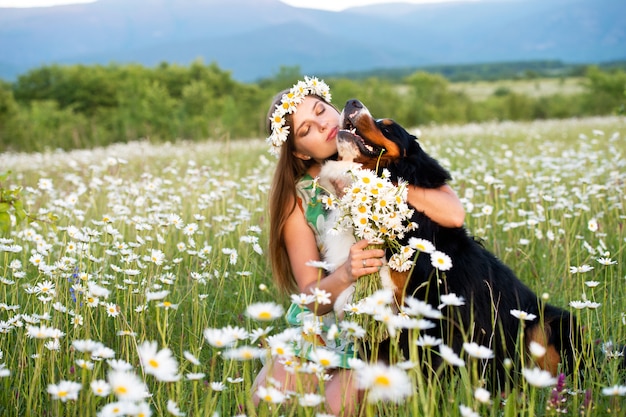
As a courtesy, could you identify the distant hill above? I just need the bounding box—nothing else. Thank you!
[1,0,624,82]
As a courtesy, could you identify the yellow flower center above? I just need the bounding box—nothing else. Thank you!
[149,359,159,368]
[374,375,391,387]
[258,311,272,320]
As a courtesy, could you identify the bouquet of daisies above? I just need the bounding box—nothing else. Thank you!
[325,166,417,341]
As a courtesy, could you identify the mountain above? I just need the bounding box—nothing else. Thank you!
[0,0,624,82]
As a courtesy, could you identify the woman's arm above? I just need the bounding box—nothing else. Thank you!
[283,203,385,315]
[406,184,465,228]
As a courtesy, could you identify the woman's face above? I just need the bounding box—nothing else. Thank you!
[291,96,340,162]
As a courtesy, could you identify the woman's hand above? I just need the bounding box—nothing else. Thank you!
[342,239,386,283]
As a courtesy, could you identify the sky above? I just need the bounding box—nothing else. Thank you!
[0,0,467,11]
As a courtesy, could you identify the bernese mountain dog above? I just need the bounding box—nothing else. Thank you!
[319,99,581,388]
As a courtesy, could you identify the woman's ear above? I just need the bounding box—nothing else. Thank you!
[293,151,311,161]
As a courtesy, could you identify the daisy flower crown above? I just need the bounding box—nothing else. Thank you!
[267,76,332,156]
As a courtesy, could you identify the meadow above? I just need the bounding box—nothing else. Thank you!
[0,115,625,416]
[449,77,586,101]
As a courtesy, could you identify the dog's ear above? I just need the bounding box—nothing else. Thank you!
[381,122,452,188]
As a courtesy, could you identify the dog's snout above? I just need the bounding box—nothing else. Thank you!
[345,99,363,110]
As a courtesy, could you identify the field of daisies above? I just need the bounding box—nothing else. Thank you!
[0,115,625,417]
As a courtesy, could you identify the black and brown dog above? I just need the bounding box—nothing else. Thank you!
[325,99,581,387]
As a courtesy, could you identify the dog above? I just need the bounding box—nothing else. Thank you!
[319,99,580,387]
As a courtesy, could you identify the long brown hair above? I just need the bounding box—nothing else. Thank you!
[266,90,323,294]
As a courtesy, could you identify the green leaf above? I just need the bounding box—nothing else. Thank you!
[0,170,11,182]
[15,207,28,223]
[0,211,11,236]
[0,202,10,213]
[503,390,517,417]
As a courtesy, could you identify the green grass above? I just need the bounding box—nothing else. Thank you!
[449,77,586,101]
[0,116,625,416]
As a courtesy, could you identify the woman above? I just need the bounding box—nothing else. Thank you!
[252,77,465,416]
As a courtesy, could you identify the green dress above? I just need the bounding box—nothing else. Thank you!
[285,173,356,369]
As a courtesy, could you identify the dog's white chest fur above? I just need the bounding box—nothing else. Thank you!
[317,161,395,318]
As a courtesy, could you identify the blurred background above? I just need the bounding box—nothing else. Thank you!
[0,0,624,152]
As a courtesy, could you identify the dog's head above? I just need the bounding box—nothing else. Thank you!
[337,99,451,188]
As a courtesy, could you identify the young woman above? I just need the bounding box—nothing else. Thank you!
[252,77,465,416]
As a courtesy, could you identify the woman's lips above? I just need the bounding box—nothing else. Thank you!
[327,126,338,141]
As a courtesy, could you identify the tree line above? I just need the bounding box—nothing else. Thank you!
[0,61,624,153]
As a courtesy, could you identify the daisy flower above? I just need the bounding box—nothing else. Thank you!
[290,293,316,307]
[415,335,442,347]
[597,257,617,265]
[408,237,435,253]
[72,339,104,353]
[103,302,120,317]
[145,290,169,301]
[463,342,494,359]
[601,384,626,396]
[438,293,465,309]
[569,264,594,274]
[107,359,133,371]
[356,363,413,403]
[268,338,294,358]
[528,341,547,359]
[439,344,465,367]
[249,326,273,343]
[148,248,166,265]
[91,345,116,360]
[339,321,366,339]
[403,296,442,319]
[459,404,480,417]
[510,309,537,321]
[90,379,111,397]
[522,367,557,387]
[256,385,287,404]
[183,351,201,366]
[246,302,284,321]
[166,399,185,416]
[430,250,453,271]
[305,259,334,271]
[26,325,63,339]
[210,381,226,391]
[98,401,133,416]
[34,280,56,296]
[299,392,324,407]
[569,300,588,310]
[309,348,341,369]
[312,287,332,305]
[474,387,491,404]
[223,346,264,361]
[107,370,149,402]
[137,340,180,382]
[75,359,94,370]
[47,380,82,402]
[203,327,236,348]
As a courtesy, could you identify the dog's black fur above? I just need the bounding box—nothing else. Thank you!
[336,99,580,387]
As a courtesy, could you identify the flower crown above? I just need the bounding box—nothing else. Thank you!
[267,76,332,156]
